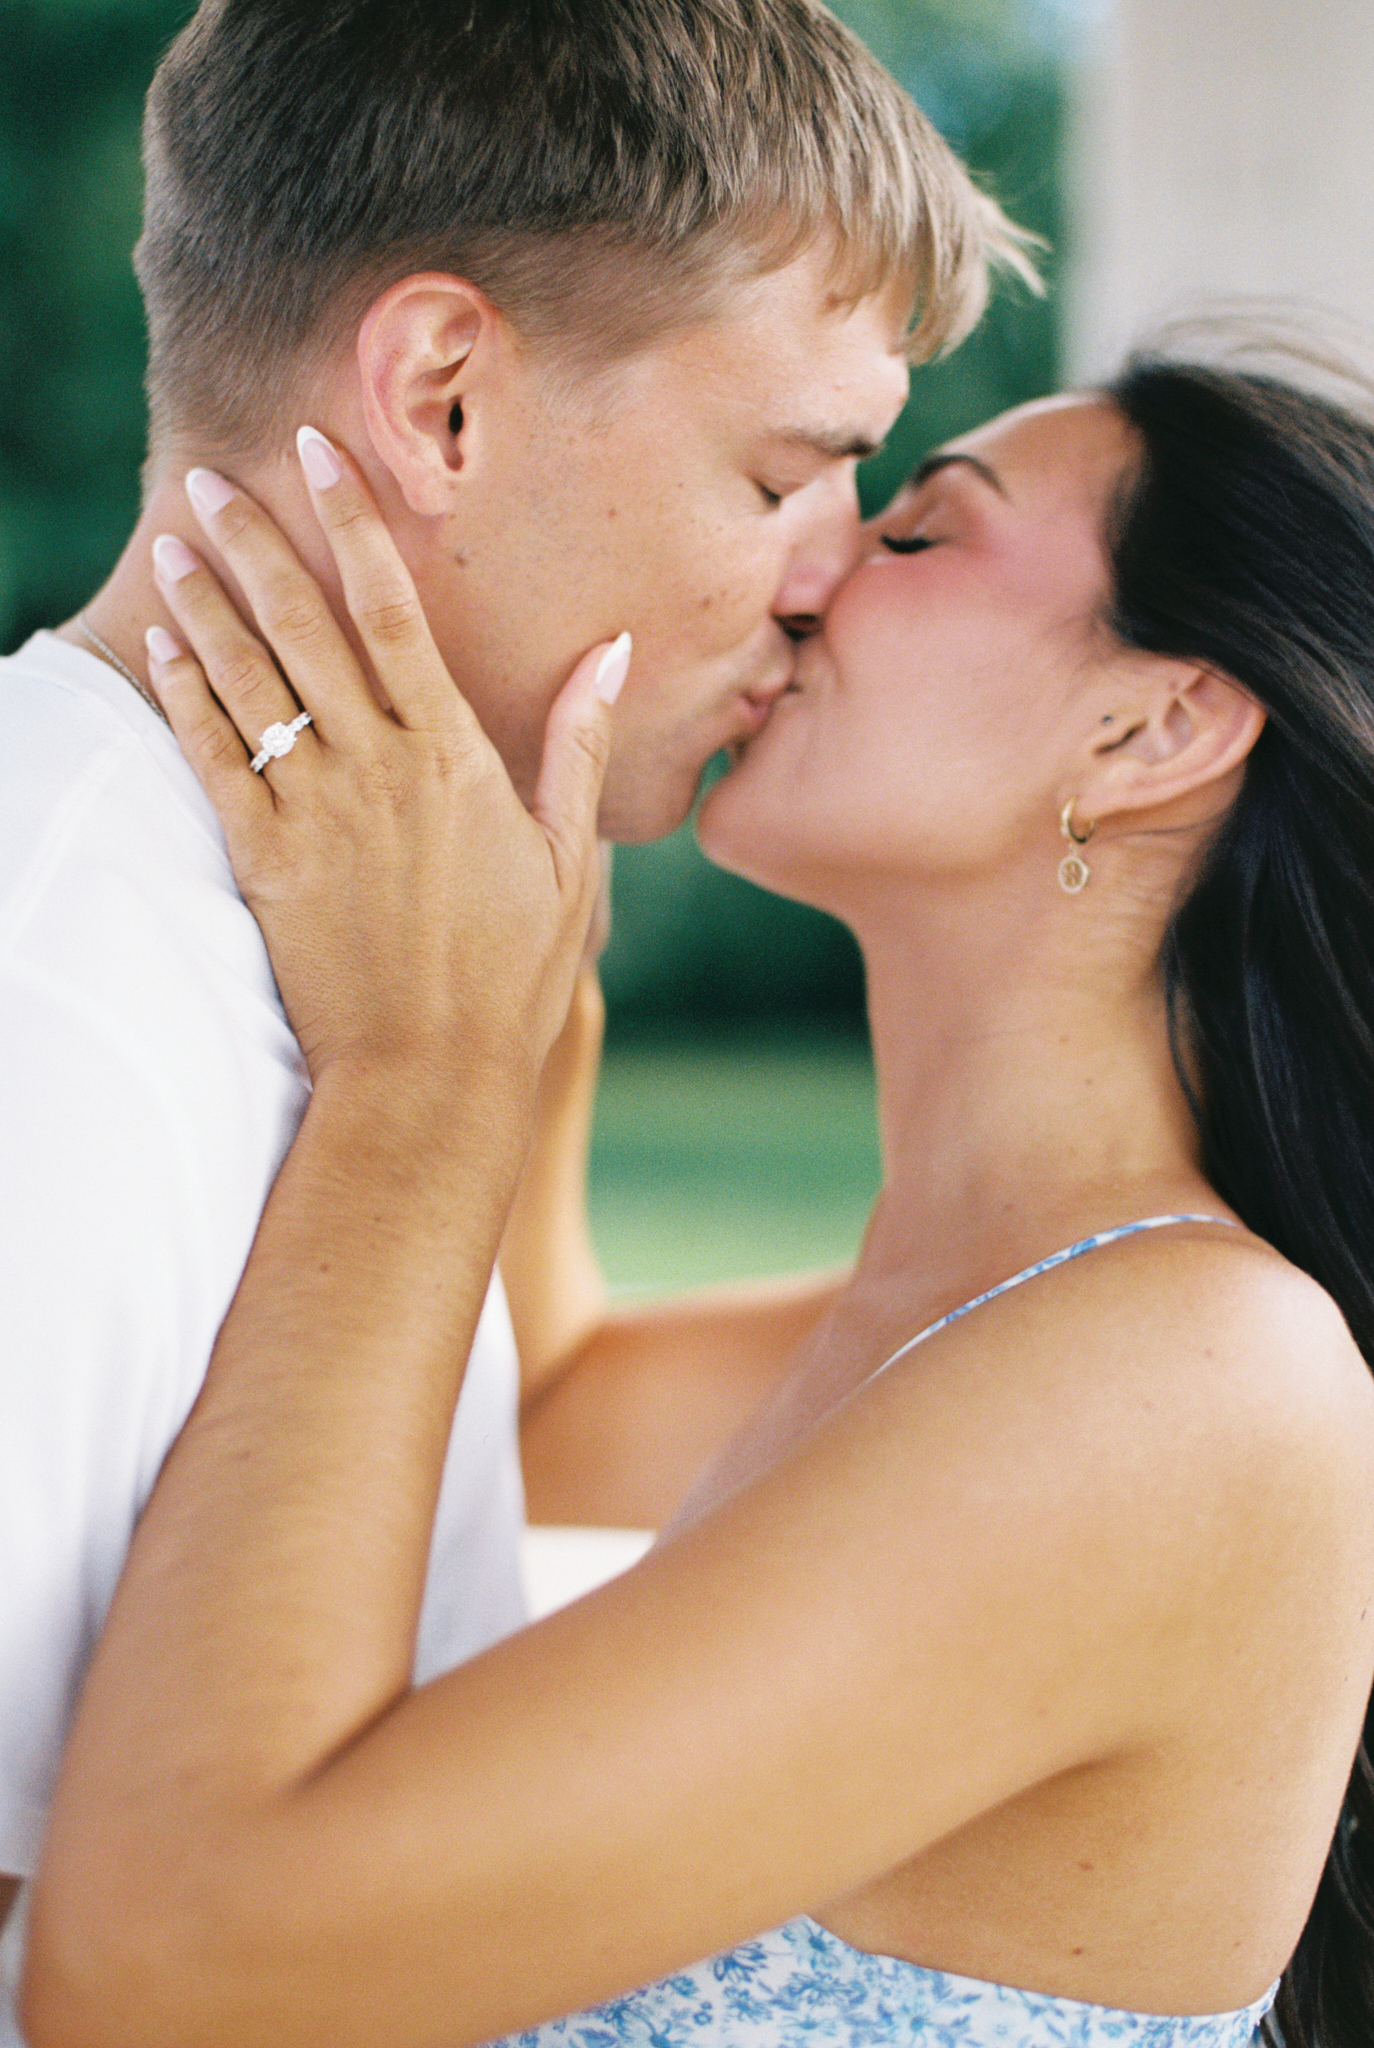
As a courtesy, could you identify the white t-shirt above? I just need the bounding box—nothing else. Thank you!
[0,633,526,2037]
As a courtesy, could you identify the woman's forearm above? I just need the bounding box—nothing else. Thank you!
[50,1054,536,1811]
[34,434,622,1818]
[501,967,609,1401]
[521,1268,846,1526]
[501,969,845,1528]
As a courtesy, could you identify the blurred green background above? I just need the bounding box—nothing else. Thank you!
[0,0,1071,1287]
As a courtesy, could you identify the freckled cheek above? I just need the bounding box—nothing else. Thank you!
[576,515,757,648]
[672,552,786,655]
[616,566,782,699]
[612,489,791,653]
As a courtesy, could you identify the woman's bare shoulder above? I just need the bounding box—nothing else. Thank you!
[881,1223,1370,1453]
[860,1223,1374,1651]
[1052,1226,1373,1460]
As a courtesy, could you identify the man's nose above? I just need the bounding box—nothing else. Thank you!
[772,478,866,637]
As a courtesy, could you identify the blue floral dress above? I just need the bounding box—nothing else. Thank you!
[496,1914,1277,2047]
[498,1217,1278,2048]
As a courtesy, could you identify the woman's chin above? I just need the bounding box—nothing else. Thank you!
[695,761,809,899]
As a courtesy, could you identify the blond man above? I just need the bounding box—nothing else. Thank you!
[0,2,1025,2029]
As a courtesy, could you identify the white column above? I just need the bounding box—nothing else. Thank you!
[1066,0,1374,379]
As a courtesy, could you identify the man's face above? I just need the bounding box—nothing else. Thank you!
[419,247,913,841]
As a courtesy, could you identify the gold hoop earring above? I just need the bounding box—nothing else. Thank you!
[1058,798,1096,894]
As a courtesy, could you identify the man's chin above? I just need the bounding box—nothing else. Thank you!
[596,752,718,846]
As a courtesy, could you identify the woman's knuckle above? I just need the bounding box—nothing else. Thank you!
[567,721,611,779]
[214,498,256,549]
[326,497,370,539]
[199,720,245,771]
[360,589,420,645]
[358,750,407,805]
[212,647,263,699]
[268,591,326,647]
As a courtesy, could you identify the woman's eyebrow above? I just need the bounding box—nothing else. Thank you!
[910,451,1009,499]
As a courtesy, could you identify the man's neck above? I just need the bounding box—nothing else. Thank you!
[55,451,321,704]
[55,492,190,699]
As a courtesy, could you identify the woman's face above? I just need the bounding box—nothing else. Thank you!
[696,394,1141,915]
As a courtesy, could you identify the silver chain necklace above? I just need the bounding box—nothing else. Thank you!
[75,614,169,726]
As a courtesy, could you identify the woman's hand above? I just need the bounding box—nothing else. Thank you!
[146,429,631,1096]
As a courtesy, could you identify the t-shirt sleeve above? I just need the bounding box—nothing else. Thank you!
[0,967,206,1876]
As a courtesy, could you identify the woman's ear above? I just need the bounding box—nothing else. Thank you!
[1078,657,1267,825]
[354,275,494,518]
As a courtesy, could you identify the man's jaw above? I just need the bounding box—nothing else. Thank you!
[593,638,799,842]
[594,709,763,844]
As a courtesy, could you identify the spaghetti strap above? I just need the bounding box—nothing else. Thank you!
[870,1213,1241,1384]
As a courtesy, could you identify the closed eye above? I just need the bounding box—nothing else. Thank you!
[881,534,936,554]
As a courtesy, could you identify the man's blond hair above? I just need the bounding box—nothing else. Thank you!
[136,0,1038,456]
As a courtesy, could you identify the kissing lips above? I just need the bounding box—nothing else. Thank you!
[736,694,780,740]
[727,679,795,765]
[735,662,796,738]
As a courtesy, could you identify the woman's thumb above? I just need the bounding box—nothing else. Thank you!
[532,633,630,890]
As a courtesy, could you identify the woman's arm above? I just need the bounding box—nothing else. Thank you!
[26,444,1354,2048]
[499,962,618,1413]
[502,968,846,1526]
[30,1200,1337,2048]
[518,1263,845,1526]
[501,966,610,1400]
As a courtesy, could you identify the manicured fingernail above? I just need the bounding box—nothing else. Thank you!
[594,631,632,705]
[185,467,236,518]
[145,626,184,666]
[297,425,343,490]
[153,534,199,582]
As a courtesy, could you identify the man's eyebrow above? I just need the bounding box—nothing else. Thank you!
[775,425,885,462]
[909,451,1010,499]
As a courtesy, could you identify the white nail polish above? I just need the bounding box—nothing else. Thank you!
[153,534,199,583]
[297,425,344,490]
[145,626,183,666]
[594,632,633,705]
[185,468,235,518]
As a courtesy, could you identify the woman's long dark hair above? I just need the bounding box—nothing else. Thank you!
[1106,356,1374,2048]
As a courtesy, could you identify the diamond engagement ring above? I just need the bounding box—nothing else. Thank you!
[250,712,313,773]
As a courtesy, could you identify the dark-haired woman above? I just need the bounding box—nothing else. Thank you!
[23,362,1374,2048]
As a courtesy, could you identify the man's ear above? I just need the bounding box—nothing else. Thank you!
[354,274,498,517]
[1078,657,1267,826]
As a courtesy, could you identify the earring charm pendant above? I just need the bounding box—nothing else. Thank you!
[1058,797,1095,893]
